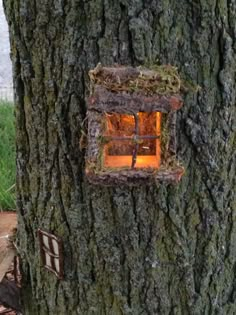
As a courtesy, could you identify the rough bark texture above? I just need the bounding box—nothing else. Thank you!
[3,0,236,314]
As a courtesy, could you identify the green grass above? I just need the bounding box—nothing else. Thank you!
[0,100,15,210]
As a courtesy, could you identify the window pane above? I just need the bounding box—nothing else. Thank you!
[105,140,134,156]
[139,112,157,136]
[103,112,162,169]
[104,141,134,168]
[137,139,156,155]
[105,113,135,136]
[135,155,160,168]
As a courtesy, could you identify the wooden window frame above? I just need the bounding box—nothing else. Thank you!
[86,76,184,186]
[38,230,63,280]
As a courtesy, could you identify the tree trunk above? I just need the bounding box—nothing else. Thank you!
[3,0,236,314]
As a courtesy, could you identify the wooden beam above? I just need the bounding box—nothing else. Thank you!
[86,166,185,186]
[88,85,183,114]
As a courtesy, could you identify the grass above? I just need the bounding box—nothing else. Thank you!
[0,100,15,210]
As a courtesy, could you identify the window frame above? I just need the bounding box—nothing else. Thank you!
[86,77,184,186]
[103,112,161,169]
[38,229,64,280]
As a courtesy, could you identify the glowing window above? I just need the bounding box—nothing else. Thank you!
[86,65,184,186]
[103,112,161,169]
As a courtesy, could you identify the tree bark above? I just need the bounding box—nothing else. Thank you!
[3,0,236,314]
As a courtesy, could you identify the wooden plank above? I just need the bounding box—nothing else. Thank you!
[88,85,183,114]
[86,166,185,186]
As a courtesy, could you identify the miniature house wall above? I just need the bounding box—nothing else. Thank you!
[86,65,184,186]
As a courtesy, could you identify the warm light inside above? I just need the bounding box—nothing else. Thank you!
[104,112,161,168]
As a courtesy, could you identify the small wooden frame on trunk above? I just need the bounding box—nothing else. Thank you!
[86,65,184,186]
[38,229,64,280]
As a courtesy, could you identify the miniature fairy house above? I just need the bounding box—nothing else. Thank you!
[86,64,184,186]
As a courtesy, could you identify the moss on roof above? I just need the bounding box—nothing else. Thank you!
[89,63,182,96]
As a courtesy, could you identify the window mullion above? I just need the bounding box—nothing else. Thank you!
[131,113,139,169]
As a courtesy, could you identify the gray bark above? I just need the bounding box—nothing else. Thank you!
[3,0,236,314]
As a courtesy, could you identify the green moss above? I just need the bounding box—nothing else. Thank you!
[89,63,182,96]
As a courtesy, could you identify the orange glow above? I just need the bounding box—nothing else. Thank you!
[105,155,160,168]
[104,112,162,169]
